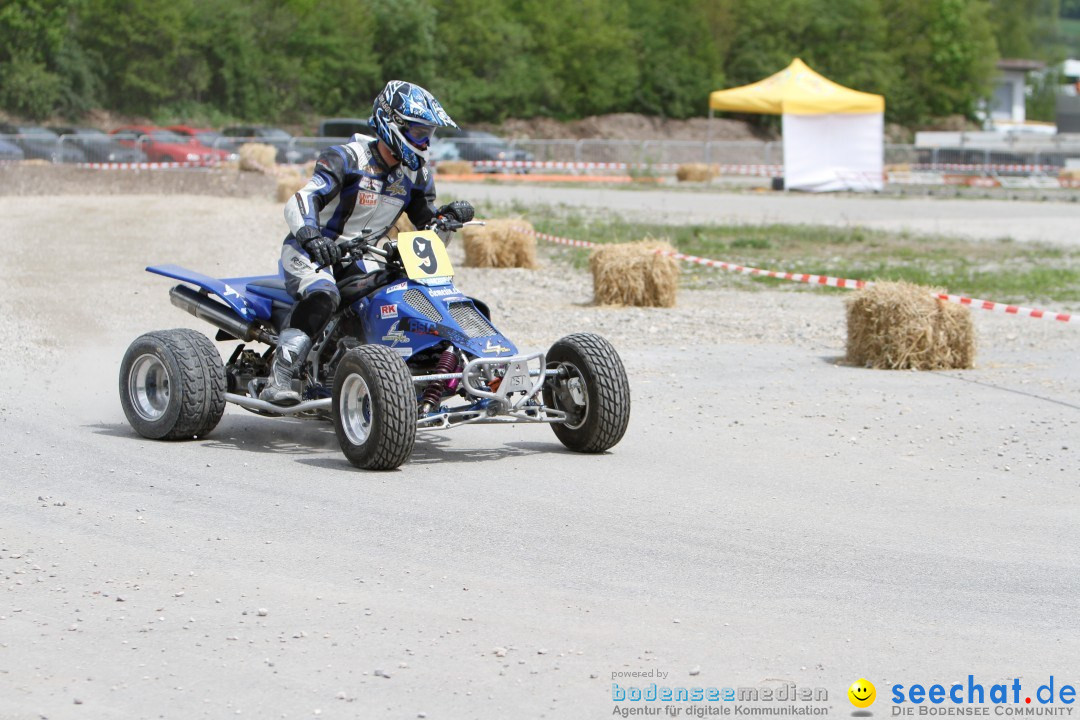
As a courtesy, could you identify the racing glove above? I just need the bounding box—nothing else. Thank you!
[296,225,341,267]
[436,200,475,225]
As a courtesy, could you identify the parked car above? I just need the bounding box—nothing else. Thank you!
[220,125,318,163]
[442,130,533,165]
[166,126,240,160]
[110,126,223,164]
[316,117,376,141]
[0,138,24,162]
[430,140,462,163]
[0,123,86,163]
[48,126,147,163]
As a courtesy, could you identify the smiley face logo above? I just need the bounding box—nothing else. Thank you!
[848,679,876,708]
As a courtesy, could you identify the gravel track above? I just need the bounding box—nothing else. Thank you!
[444,181,1080,246]
[1,192,1078,719]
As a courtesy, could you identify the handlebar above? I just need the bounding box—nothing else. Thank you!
[314,219,486,271]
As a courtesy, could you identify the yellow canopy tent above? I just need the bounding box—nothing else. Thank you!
[709,59,885,191]
[709,58,884,115]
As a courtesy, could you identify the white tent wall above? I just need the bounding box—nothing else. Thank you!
[781,112,884,192]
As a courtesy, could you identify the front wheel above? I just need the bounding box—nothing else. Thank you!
[332,345,417,470]
[119,329,226,440]
[544,333,630,453]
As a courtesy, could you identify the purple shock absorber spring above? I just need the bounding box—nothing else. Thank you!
[421,347,459,408]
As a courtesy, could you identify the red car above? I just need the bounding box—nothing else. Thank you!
[110,125,227,164]
[166,125,239,160]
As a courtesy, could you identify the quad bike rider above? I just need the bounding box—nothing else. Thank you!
[119,81,630,470]
[262,79,475,404]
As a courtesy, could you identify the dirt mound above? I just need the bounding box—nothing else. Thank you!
[482,113,772,142]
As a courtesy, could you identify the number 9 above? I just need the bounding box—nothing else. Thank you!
[412,237,437,273]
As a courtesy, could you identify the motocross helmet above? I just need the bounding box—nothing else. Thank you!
[370,80,457,171]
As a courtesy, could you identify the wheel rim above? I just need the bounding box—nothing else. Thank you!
[129,353,171,421]
[549,361,589,430]
[340,373,374,445]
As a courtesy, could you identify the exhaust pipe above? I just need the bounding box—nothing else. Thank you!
[169,285,275,344]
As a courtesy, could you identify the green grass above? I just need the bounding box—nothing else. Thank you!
[476,204,1080,305]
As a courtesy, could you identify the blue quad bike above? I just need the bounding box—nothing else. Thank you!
[119,224,631,470]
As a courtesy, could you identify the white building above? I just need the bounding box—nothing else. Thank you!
[987,58,1049,132]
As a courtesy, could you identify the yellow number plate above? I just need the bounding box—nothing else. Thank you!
[397,230,455,280]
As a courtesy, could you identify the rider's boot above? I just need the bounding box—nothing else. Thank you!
[259,328,312,405]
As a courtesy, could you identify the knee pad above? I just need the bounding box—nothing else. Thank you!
[288,289,340,336]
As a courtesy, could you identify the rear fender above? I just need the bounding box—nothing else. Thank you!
[147,264,273,321]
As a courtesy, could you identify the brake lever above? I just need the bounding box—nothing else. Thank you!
[430,218,485,233]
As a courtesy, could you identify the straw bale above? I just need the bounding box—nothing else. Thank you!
[589,240,679,307]
[461,218,538,269]
[845,281,975,370]
[437,160,473,176]
[238,143,277,173]
[676,163,716,182]
[275,172,307,203]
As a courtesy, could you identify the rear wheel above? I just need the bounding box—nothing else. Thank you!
[119,329,226,440]
[333,345,417,470]
[544,333,630,453]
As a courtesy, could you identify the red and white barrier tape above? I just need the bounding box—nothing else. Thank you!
[713,164,783,177]
[910,163,1058,173]
[75,161,217,170]
[527,228,1074,324]
[464,160,783,176]
[934,293,1072,323]
[531,230,867,288]
[470,160,678,171]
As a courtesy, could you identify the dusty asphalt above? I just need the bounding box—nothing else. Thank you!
[1,190,1078,719]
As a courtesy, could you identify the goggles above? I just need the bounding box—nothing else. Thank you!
[395,116,435,148]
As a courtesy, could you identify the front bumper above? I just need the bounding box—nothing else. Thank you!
[413,351,567,430]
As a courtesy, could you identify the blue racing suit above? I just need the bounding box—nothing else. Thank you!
[278,134,448,335]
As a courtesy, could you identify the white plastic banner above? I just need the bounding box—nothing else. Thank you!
[782,112,884,192]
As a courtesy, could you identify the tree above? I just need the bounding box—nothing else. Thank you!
[881,0,999,125]
[371,0,437,91]
[0,0,80,118]
[287,0,380,117]
[0,0,1031,129]
[625,0,726,118]
[508,0,639,118]
[989,0,1061,60]
[429,0,540,122]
